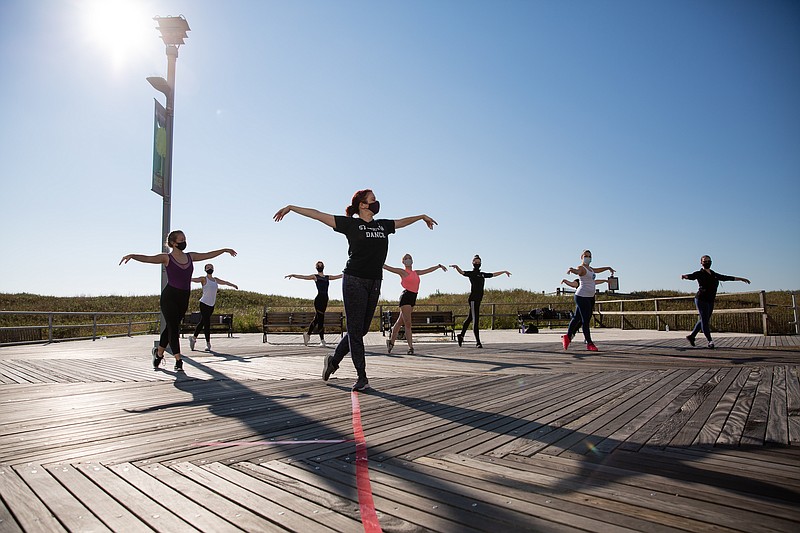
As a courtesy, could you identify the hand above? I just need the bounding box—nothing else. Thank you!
[449,264,457,269]
[227,249,237,257]
[610,268,615,276]
[741,277,751,284]
[119,255,132,265]
[504,271,511,277]
[273,206,292,222]
[422,215,437,229]
[285,274,293,279]
[681,274,688,280]
[439,264,447,271]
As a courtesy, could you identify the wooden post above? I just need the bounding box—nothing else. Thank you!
[620,300,624,330]
[48,313,53,343]
[759,291,769,336]
[490,303,496,330]
[654,299,660,331]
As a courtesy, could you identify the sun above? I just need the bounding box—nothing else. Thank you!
[79,0,156,66]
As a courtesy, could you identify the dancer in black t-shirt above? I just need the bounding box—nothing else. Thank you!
[450,255,511,348]
[286,261,342,347]
[682,255,750,349]
[274,189,437,391]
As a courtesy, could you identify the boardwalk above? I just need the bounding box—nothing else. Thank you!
[1,330,798,532]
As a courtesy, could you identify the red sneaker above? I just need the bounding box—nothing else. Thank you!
[561,335,571,350]
[587,343,598,351]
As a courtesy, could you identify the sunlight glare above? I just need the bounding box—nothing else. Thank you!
[80,0,155,67]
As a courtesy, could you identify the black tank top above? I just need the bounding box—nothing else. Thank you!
[315,275,330,297]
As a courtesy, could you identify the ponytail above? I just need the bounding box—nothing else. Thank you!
[346,189,372,217]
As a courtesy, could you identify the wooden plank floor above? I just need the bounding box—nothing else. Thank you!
[0,331,798,532]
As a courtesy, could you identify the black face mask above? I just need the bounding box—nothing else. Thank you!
[316,267,324,273]
[175,242,187,251]
[206,269,214,276]
[367,200,380,215]
[701,261,711,269]
[473,263,481,270]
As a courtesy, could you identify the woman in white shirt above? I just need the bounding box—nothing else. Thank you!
[189,264,238,352]
[562,250,614,352]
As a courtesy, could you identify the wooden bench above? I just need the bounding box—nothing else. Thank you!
[180,313,234,338]
[381,310,455,340]
[0,327,43,344]
[262,310,345,343]
[517,308,573,333]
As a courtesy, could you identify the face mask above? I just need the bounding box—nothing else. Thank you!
[175,242,187,251]
[316,266,324,272]
[367,200,380,215]
[473,263,481,270]
[702,261,711,268]
[582,257,592,266]
[206,269,214,276]
[403,258,413,267]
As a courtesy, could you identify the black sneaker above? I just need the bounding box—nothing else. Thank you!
[152,347,163,369]
[322,354,338,381]
[456,334,463,347]
[686,335,695,347]
[476,343,483,349]
[352,377,370,391]
[707,342,715,349]
[174,358,184,371]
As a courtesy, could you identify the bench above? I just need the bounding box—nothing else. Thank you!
[381,310,455,340]
[262,310,345,343]
[517,308,573,333]
[181,313,234,338]
[0,327,43,344]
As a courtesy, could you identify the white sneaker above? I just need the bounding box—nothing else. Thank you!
[319,340,327,347]
[189,336,196,351]
[204,344,212,352]
[302,333,310,346]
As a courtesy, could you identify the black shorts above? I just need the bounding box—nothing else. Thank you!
[398,290,417,308]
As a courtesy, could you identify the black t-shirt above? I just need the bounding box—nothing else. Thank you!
[333,216,396,280]
[684,269,735,302]
[462,268,494,301]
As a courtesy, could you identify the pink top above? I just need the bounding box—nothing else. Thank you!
[401,268,420,293]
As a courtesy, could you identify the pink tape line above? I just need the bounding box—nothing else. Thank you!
[351,390,382,533]
[196,440,352,446]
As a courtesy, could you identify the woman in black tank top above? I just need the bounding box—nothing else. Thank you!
[285,261,342,346]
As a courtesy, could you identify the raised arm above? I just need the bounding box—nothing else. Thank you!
[273,205,336,229]
[190,248,237,262]
[417,264,447,276]
[567,265,586,276]
[491,270,512,277]
[119,253,168,266]
[395,214,437,230]
[449,264,465,275]
[593,266,615,275]
[285,273,316,280]
[215,277,239,289]
[383,264,407,277]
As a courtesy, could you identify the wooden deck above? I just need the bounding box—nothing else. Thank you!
[0,330,798,532]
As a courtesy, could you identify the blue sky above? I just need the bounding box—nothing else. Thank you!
[1,0,798,300]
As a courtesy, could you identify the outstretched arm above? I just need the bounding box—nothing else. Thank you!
[449,264,465,275]
[215,277,238,289]
[285,273,316,280]
[561,279,579,289]
[567,265,586,276]
[491,270,512,277]
[395,214,437,230]
[734,276,751,284]
[190,276,207,284]
[328,273,343,280]
[190,248,237,262]
[383,264,407,277]
[119,253,168,266]
[417,264,447,276]
[273,205,336,228]
[593,266,615,275]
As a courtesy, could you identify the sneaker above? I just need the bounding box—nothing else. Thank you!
[352,377,370,391]
[707,342,715,349]
[475,343,483,349]
[322,354,338,381]
[189,336,196,351]
[457,334,464,347]
[407,347,414,355]
[586,342,599,351]
[204,344,212,352]
[174,358,184,371]
[152,346,164,369]
[686,335,695,347]
[386,339,394,353]
[319,340,327,348]
[561,335,571,350]
[302,333,310,346]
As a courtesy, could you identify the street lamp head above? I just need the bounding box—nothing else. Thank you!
[146,76,171,97]
[153,15,190,46]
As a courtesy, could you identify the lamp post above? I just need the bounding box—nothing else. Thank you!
[148,15,189,338]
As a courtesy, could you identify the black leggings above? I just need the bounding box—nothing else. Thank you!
[193,302,215,343]
[160,285,190,355]
[460,300,482,344]
[307,295,329,340]
[331,275,381,380]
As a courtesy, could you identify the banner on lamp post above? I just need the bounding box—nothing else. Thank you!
[151,99,167,197]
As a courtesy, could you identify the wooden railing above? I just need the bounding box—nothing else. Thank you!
[0,311,160,346]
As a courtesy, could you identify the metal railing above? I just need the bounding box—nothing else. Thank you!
[0,311,160,346]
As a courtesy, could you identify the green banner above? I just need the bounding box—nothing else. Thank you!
[151,99,167,197]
